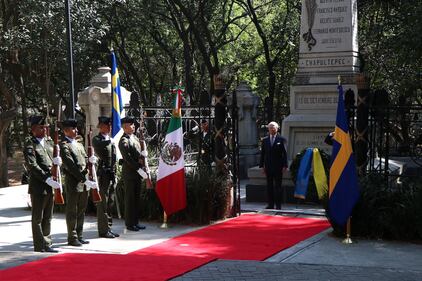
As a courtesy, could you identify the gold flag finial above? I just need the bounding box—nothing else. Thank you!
[338,75,342,85]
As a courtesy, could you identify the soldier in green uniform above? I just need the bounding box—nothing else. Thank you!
[60,119,98,246]
[199,119,213,167]
[118,116,148,231]
[92,116,120,238]
[24,116,62,252]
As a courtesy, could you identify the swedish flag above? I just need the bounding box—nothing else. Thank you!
[111,51,123,138]
[329,84,360,226]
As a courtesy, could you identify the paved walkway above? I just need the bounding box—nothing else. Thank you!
[2,183,422,280]
[175,260,422,281]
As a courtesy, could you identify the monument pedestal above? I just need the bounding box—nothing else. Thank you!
[239,148,259,179]
[245,166,296,203]
[282,83,357,160]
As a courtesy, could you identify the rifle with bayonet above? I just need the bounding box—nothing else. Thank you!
[137,108,153,189]
[51,101,64,204]
[87,125,102,203]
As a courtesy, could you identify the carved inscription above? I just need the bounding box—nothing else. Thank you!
[295,92,339,110]
[293,131,332,156]
[300,0,356,53]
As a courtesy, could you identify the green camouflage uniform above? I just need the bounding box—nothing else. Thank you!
[118,133,143,228]
[60,137,89,244]
[92,133,116,235]
[23,136,54,252]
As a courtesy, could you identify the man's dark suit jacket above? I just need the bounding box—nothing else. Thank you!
[259,134,288,175]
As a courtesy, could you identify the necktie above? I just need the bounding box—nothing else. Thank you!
[271,136,274,146]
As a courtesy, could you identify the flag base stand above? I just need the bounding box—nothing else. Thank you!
[342,234,353,244]
[342,217,353,244]
[159,212,169,229]
[159,222,169,229]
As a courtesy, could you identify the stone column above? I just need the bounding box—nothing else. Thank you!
[78,67,131,142]
[235,82,260,178]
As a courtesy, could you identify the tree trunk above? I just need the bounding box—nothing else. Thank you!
[183,40,194,102]
[0,109,17,187]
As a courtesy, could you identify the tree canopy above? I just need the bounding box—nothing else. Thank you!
[0,0,421,186]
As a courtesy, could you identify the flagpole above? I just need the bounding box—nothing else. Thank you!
[342,217,353,244]
[65,0,75,118]
[160,211,169,229]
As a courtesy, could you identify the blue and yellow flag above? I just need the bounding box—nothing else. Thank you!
[111,51,123,138]
[329,84,360,226]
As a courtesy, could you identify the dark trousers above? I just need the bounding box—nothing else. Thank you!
[97,170,116,235]
[65,187,89,242]
[123,174,141,227]
[266,172,283,208]
[30,193,54,251]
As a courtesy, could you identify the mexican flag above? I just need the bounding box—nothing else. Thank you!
[155,88,186,216]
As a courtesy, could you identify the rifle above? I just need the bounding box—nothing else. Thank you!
[110,136,121,218]
[138,109,153,189]
[51,101,64,205]
[87,125,102,203]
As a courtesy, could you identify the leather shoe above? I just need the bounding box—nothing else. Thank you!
[265,205,274,209]
[78,239,90,244]
[110,231,120,237]
[68,240,82,247]
[136,224,146,230]
[44,246,59,253]
[275,206,281,210]
[99,231,115,238]
[126,226,139,231]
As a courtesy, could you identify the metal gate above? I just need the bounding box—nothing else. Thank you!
[125,91,241,215]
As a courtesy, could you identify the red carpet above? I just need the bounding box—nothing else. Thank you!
[0,214,329,281]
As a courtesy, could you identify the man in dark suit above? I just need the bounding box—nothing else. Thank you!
[92,116,119,238]
[118,116,148,231]
[60,118,98,246]
[23,115,61,252]
[259,121,288,210]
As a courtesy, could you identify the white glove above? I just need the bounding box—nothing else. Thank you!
[45,177,62,190]
[84,180,98,190]
[88,155,98,164]
[137,168,148,179]
[140,150,148,157]
[110,138,115,145]
[52,156,62,166]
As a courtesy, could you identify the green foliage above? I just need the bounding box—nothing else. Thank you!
[167,166,233,224]
[359,0,422,103]
[114,166,232,225]
[350,174,422,240]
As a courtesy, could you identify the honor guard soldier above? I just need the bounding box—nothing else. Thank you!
[92,116,120,238]
[118,116,148,231]
[199,119,213,167]
[24,116,61,252]
[60,118,98,246]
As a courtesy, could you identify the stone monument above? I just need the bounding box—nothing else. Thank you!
[234,82,260,178]
[78,67,131,139]
[282,0,360,160]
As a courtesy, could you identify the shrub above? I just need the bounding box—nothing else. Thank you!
[347,174,422,240]
[115,166,232,225]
